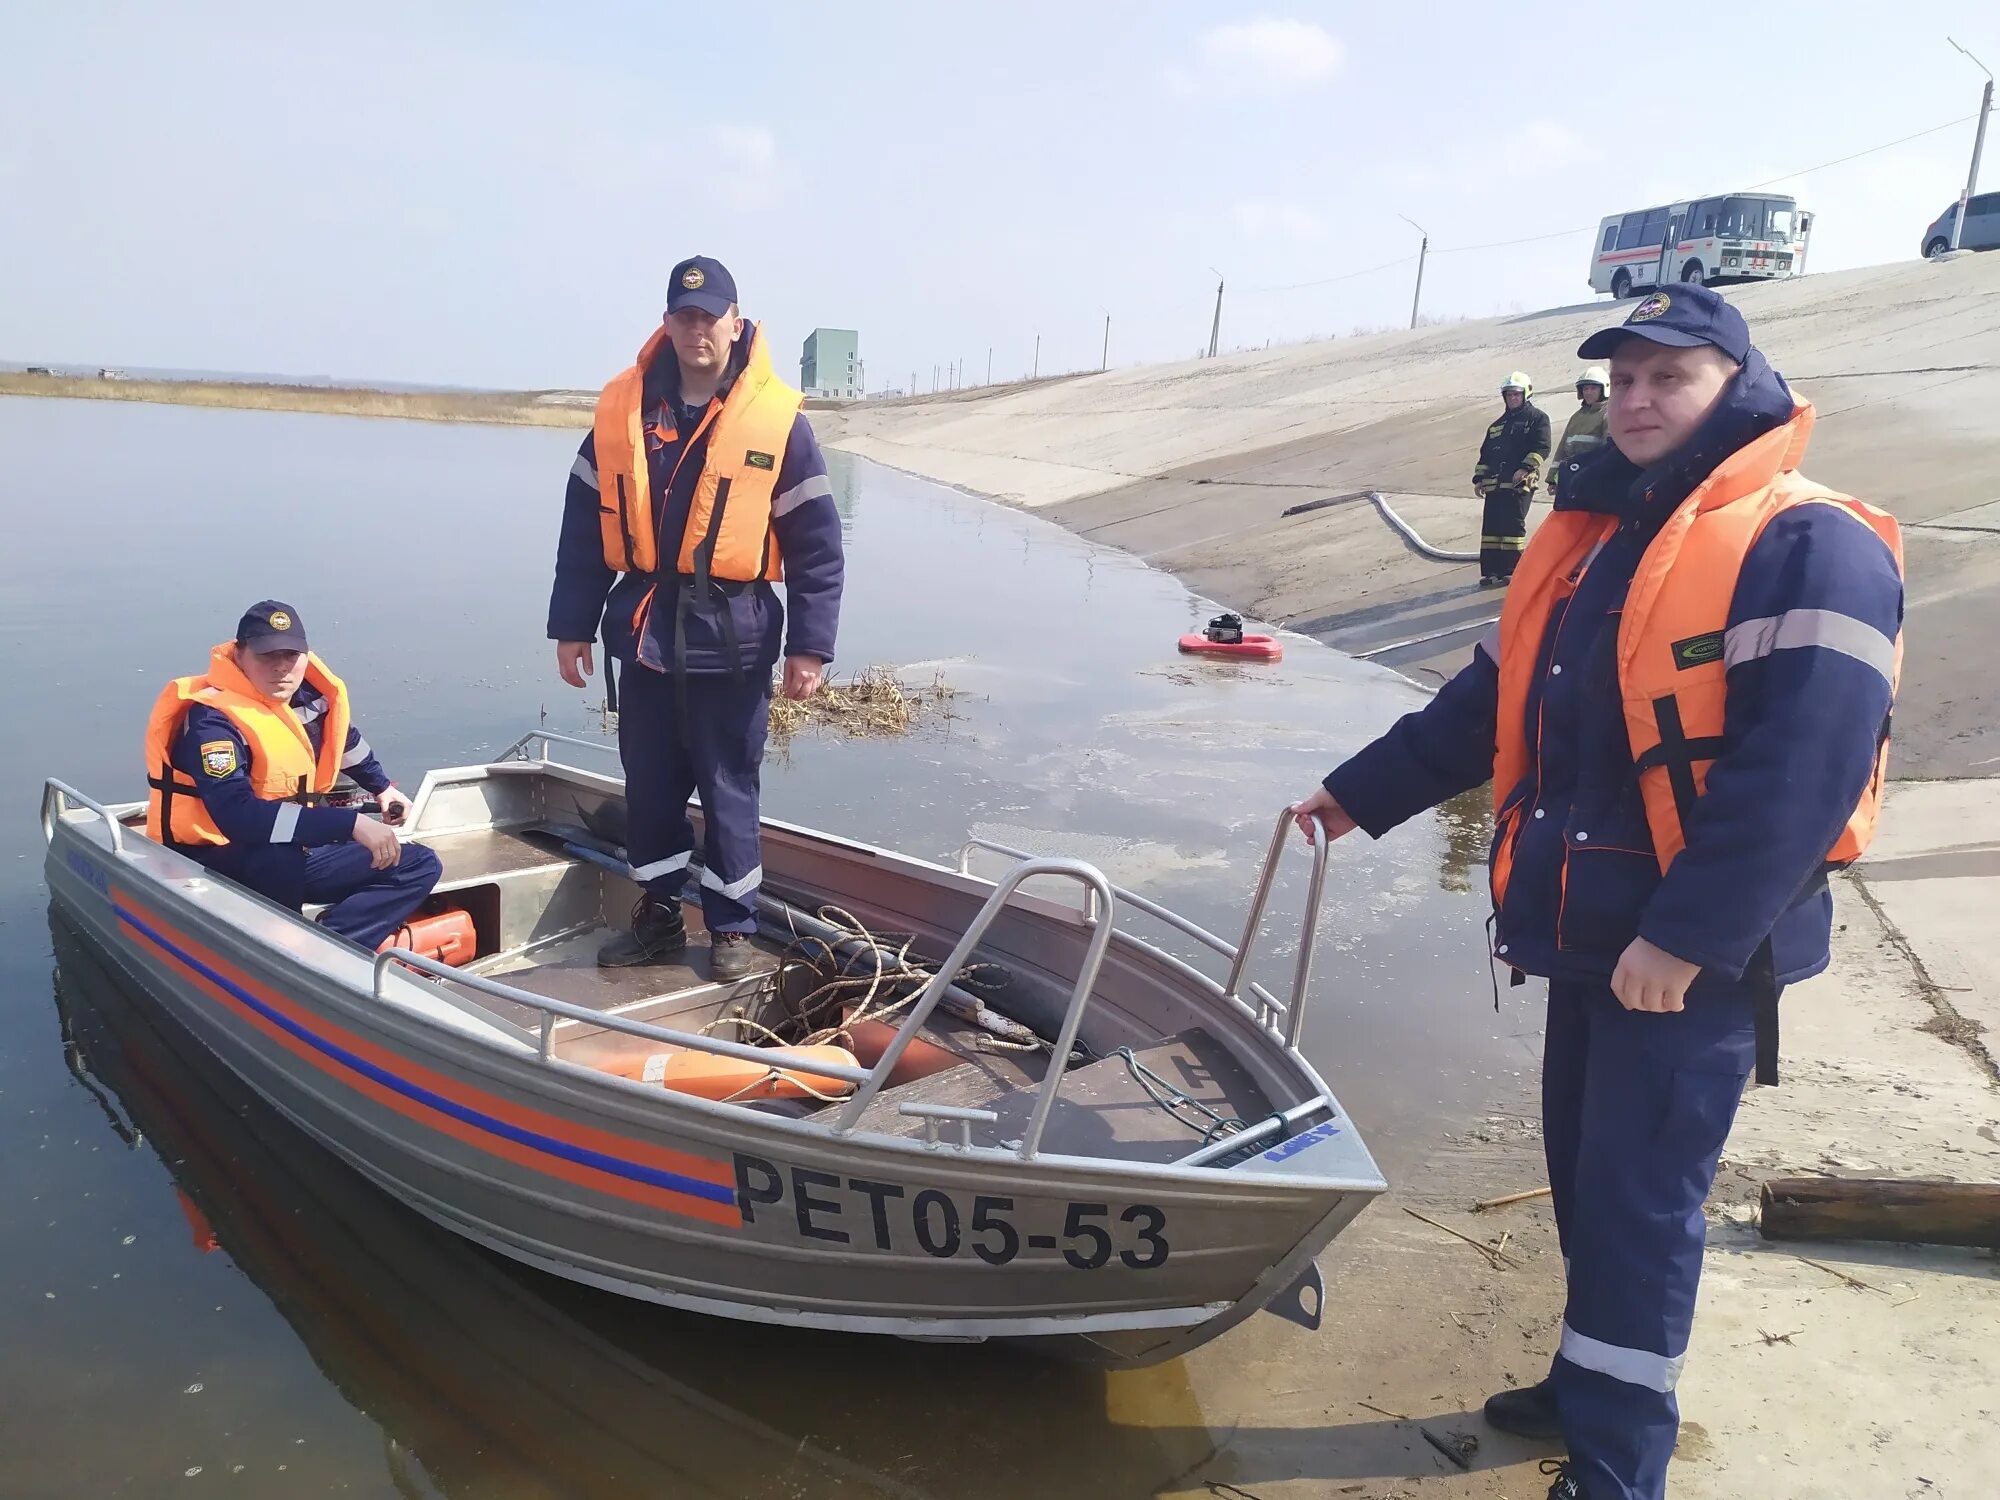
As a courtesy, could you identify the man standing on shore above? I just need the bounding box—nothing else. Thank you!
[1548,366,1610,502]
[1473,372,1551,586]
[547,256,844,980]
[1291,285,1904,1499]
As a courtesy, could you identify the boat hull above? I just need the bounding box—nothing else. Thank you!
[43,767,1383,1367]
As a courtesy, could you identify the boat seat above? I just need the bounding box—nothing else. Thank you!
[421,827,576,890]
[848,1027,1273,1162]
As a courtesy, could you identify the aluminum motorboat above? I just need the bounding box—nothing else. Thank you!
[41,729,1385,1367]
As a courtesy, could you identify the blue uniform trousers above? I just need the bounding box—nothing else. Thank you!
[1543,976,1760,1500]
[196,839,443,952]
[616,660,770,934]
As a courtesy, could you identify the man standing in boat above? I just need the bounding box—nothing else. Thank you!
[144,601,442,951]
[1290,285,1903,1500]
[547,256,844,981]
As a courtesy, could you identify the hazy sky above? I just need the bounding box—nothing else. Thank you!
[3,2,1993,390]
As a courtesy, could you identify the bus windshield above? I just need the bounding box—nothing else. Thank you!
[1716,197,1795,243]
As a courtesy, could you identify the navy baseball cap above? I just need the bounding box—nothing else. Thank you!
[236,600,308,653]
[666,255,737,317]
[1578,283,1750,364]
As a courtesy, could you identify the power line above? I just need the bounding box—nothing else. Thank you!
[1740,112,1977,190]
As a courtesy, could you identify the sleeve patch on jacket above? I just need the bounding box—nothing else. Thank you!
[200,740,239,778]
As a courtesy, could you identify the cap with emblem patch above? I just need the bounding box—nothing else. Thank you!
[1577,282,1750,364]
[236,600,308,653]
[666,255,737,318]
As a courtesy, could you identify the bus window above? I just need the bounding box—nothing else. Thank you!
[1716,198,1754,238]
[1717,197,1795,241]
[1615,212,1649,251]
[1638,208,1669,246]
[1690,198,1721,236]
[1601,224,1619,253]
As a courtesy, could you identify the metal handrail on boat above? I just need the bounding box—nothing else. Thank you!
[500,729,622,764]
[830,857,1117,1163]
[953,834,1294,1030]
[1223,809,1330,1049]
[371,948,872,1085]
[957,805,1332,1049]
[42,779,130,858]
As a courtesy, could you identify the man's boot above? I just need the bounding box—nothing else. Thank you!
[1484,1378,1562,1439]
[1539,1459,1583,1498]
[708,930,759,982]
[597,894,687,968]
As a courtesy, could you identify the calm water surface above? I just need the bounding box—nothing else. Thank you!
[0,396,1532,1498]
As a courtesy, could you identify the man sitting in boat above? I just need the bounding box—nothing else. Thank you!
[143,601,441,951]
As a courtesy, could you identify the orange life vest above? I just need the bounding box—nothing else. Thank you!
[1491,401,1902,907]
[143,644,351,848]
[591,322,803,583]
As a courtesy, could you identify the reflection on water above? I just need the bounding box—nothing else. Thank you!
[47,913,1218,1499]
[1434,788,1495,898]
[0,395,1527,1499]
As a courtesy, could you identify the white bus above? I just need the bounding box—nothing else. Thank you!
[1589,193,1812,299]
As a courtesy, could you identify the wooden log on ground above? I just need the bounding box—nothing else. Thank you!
[1759,1177,2000,1249]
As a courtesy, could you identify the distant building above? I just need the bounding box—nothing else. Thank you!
[801,328,860,399]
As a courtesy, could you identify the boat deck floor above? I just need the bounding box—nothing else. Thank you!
[467,926,768,1027]
[849,1027,1272,1162]
[416,825,785,1031]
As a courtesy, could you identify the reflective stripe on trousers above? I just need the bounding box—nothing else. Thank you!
[615,660,770,934]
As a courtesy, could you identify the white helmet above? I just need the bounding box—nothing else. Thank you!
[1577,365,1609,392]
[1501,371,1533,396]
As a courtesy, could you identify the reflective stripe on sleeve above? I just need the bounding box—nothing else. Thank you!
[571,453,599,491]
[771,473,833,518]
[1558,1321,1685,1393]
[339,736,373,769]
[270,803,301,843]
[1476,621,1502,663]
[1722,608,1897,685]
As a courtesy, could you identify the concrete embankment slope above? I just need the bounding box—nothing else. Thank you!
[825,254,2000,779]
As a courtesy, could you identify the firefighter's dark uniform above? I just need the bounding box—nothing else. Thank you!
[1474,393,1552,582]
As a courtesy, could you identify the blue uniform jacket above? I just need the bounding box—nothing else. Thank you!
[546,336,845,674]
[1327,354,1903,986]
[173,686,389,846]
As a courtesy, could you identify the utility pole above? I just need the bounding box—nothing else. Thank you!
[1949,38,1993,253]
[1399,214,1429,329]
[1205,268,1224,359]
[1101,312,1110,371]
[986,347,992,385]
[1032,334,1039,380]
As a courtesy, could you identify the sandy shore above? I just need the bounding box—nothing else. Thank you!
[0,370,594,428]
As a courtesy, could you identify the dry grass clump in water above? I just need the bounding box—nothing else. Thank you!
[769,666,956,742]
